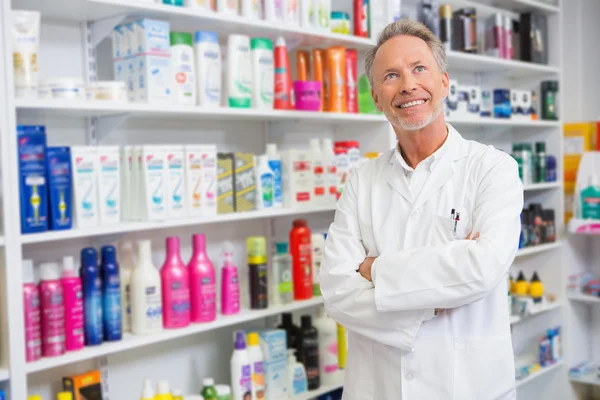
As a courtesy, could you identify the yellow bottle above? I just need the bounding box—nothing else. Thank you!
[28,396,43,400]
[155,380,173,400]
[528,271,544,303]
[514,271,529,296]
[57,392,73,400]
[337,323,347,369]
[509,274,516,294]
[172,390,184,400]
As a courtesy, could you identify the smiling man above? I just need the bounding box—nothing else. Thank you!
[320,19,524,400]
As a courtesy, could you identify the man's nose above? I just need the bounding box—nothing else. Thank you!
[399,74,417,94]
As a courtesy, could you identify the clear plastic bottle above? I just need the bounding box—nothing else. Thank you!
[272,242,293,305]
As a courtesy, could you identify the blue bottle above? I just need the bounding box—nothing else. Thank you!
[80,247,103,346]
[101,245,122,341]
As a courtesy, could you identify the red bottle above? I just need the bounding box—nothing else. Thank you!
[290,219,313,300]
[274,36,293,110]
[354,0,369,37]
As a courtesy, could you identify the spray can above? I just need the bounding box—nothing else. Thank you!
[247,236,268,309]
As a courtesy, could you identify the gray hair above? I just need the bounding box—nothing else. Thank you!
[365,19,448,87]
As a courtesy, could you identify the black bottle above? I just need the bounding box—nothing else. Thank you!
[297,315,320,390]
[278,313,299,350]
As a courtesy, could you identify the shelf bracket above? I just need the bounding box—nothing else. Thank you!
[94,113,130,142]
[91,14,128,48]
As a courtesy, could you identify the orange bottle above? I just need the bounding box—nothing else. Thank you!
[326,46,347,113]
[297,51,310,81]
[312,49,327,111]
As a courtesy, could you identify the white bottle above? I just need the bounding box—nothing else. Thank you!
[241,0,261,19]
[121,146,133,221]
[156,380,171,398]
[286,0,300,25]
[313,306,338,385]
[170,32,197,105]
[314,0,331,32]
[250,38,274,109]
[309,138,326,206]
[266,144,283,209]
[264,0,286,23]
[321,138,337,206]
[131,146,143,221]
[255,154,275,210]
[141,146,167,221]
[287,349,308,395]
[227,35,252,108]
[247,332,265,400]
[311,232,324,296]
[140,378,155,400]
[200,145,218,216]
[194,31,222,107]
[97,146,121,225]
[186,0,215,10]
[231,331,252,400]
[218,0,239,15]
[130,240,163,335]
[184,145,204,216]
[164,145,186,219]
[300,0,313,27]
[119,241,136,333]
[272,242,293,305]
[71,146,99,228]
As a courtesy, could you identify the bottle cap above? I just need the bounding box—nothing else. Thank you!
[347,140,360,149]
[141,378,154,398]
[194,31,218,44]
[535,142,546,153]
[301,315,312,328]
[275,36,286,48]
[40,262,60,281]
[281,313,293,326]
[309,138,321,152]
[203,377,215,386]
[62,256,77,278]
[101,245,117,265]
[266,143,278,157]
[156,380,170,395]
[276,242,288,254]
[81,247,98,268]
[247,332,260,346]
[170,31,192,46]
[293,219,307,228]
[57,392,73,400]
[530,272,541,282]
[234,331,246,350]
[215,385,232,395]
[365,152,379,159]
[247,236,267,264]
[517,271,526,281]
[22,259,35,284]
[251,37,273,50]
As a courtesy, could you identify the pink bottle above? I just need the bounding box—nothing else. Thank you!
[187,234,216,323]
[61,256,84,351]
[39,262,65,357]
[161,237,191,329]
[221,241,240,315]
[23,259,42,362]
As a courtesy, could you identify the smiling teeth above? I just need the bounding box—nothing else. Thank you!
[400,100,425,108]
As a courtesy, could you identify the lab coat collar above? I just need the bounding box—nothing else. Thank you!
[385,123,468,207]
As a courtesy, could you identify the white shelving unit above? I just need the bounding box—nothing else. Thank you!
[0,0,565,398]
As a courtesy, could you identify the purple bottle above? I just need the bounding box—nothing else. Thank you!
[188,234,216,322]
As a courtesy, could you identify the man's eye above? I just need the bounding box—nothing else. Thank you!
[385,73,398,80]
[415,66,425,72]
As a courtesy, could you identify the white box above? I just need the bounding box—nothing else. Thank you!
[456,85,470,119]
[444,79,459,118]
[264,358,289,400]
[133,19,172,104]
[200,145,218,216]
[111,25,127,86]
[123,23,137,103]
[281,150,314,209]
[521,90,532,120]
[510,89,520,119]
[480,89,493,117]
[466,86,481,120]
[97,146,121,225]
[164,145,186,219]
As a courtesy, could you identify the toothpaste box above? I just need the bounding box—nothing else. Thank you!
[17,125,48,233]
[466,86,481,119]
[217,153,235,214]
[263,357,289,400]
[493,89,511,118]
[234,152,256,212]
[200,145,218,216]
[480,89,493,117]
[46,146,72,231]
[133,19,172,104]
[444,79,459,118]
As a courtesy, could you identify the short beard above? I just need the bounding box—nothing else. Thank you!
[385,97,444,131]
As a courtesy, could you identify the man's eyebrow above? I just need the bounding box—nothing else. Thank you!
[410,60,423,67]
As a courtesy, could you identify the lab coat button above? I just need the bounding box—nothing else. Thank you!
[405,372,414,381]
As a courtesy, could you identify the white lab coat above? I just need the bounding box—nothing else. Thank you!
[320,124,523,400]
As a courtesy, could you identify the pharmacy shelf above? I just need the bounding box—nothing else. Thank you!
[295,371,344,400]
[447,51,560,77]
[491,0,560,15]
[439,0,559,18]
[523,182,562,191]
[16,0,376,50]
[568,293,600,305]
[15,100,386,124]
[515,242,562,258]
[0,369,9,382]
[26,297,324,374]
[569,371,600,386]
[568,219,600,235]
[510,301,562,324]
[447,117,560,128]
[20,206,336,245]
[516,361,564,388]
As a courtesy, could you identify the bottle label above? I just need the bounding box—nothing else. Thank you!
[85,281,104,344]
[299,241,312,290]
[169,280,191,325]
[322,333,339,374]
[24,289,42,361]
[65,283,84,349]
[260,173,274,208]
[104,286,122,339]
[225,274,240,312]
[314,163,325,196]
[327,165,337,196]
[293,368,307,394]
[41,288,65,356]
[144,285,163,330]
[268,159,283,206]
[252,361,265,400]
[199,277,216,320]
[240,364,252,393]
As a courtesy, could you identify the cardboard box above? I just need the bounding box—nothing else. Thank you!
[281,150,314,209]
[63,370,103,400]
[264,357,289,400]
[257,329,287,361]
[480,89,492,117]
[444,79,459,118]
[493,89,511,118]
[234,153,257,212]
[466,86,481,119]
[217,153,235,214]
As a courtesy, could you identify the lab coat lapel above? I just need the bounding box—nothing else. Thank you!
[384,152,414,204]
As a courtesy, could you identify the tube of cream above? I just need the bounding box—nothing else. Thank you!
[312,49,326,111]
[12,10,41,99]
[326,46,347,113]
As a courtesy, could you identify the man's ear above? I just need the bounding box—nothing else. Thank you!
[371,87,383,112]
[441,71,450,98]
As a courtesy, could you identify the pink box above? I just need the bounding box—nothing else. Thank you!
[293,81,321,111]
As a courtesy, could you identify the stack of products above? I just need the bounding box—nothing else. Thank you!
[514,326,561,382]
[568,271,600,297]
[511,141,557,186]
[508,271,555,317]
[518,203,556,249]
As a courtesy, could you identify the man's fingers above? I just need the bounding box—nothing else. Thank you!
[467,232,480,240]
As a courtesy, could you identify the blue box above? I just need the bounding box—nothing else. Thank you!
[258,329,287,361]
[264,357,289,400]
[493,89,511,118]
[17,125,48,233]
[46,146,72,230]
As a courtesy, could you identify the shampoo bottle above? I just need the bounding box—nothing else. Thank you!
[61,256,84,351]
[313,306,338,385]
[23,259,42,362]
[101,245,122,341]
[170,32,197,105]
[247,332,265,400]
[272,242,293,305]
[161,237,191,329]
[227,34,252,108]
[188,233,216,323]
[290,219,313,300]
[287,349,308,395]
[309,138,326,206]
[155,380,173,400]
[80,248,103,346]
[581,175,600,220]
[266,144,283,209]
[247,236,268,309]
[321,138,337,206]
[278,312,299,349]
[131,240,163,334]
[119,241,135,333]
[221,241,240,315]
[297,315,320,390]
[250,38,274,109]
[255,155,274,210]
[241,0,261,19]
[194,31,222,107]
[40,262,66,357]
[274,36,293,110]
[231,331,252,400]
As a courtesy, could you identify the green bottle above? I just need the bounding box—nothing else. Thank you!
[357,74,380,114]
[201,378,218,400]
[581,175,600,220]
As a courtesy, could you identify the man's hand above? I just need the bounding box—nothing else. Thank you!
[358,257,376,282]
[466,232,480,240]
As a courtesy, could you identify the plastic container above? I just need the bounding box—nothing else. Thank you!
[61,256,84,351]
[311,232,325,296]
[46,78,86,99]
[293,81,321,111]
[326,47,347,112]
[247,332,265,400]
[240,0,260,19]
[221,241,240,315]
[250,38,274,109]
[131,240,163,334]
[119,241,135,333]
[247,236,268,309]
[80,247,103,346]
[194,31,222,107]
[330,11,350,34]
[312,49,326,111]
[272,242,293,305]
[170,32,197,105]
[309,138,326,205]
[255,154,274,209]
[23,259,42,362]
[345,49,358,113]
[297,315,320,389]
[278,312,299,348]
[201,378,218,400]
[39,262,66,357]
[296,51,310,81]
[161,236,191,329]
[274,36,293,110]
[86,81,127,102]
[321,138,337,205]
[287,349,308,395]
[266,143,283,209]
[290,219,313,300]
[217,0,238,14]
[354,0,369,37]
[188,233,216,322]
[314,306,339,385]
[231,331,252,400]
[101,245,122,341]
[227,35,252,108]
[215,385,232,400]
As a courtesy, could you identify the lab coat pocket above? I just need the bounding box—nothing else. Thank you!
[453,336,515,400]
[432,215,457,245]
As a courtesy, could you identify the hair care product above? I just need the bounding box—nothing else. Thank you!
[61,256,84,351]
[274,36,293,110]
[46,146,72,230]
[334,141,348,198]
[505,16,514,60]
[202,378,218,400]
[337,323,347,368]
[309,138,326,206]
[227,34,252,108]
[71,146,99,228]
[272,243,293,305]
[217,153,236,213]
[131,240,163,334]
[40,262,65,356]
[281,150,314,209]
[439,5,452,52]
[188,233,216,322]
[247,332,265,399]
[221,241,241,315]
[140,378,154,400]
[194,31,222,107]
[234,152,257,212]
[18,125,48,233]
[290,219,313,300]
[520,12,547,64]
[296,51,310,81]
[215,385,232,400]
[278,313,299,349]
[315,0,331,31]
[311,233,325,296]
[251,38,274,109]
[120,241,135,332]
[345,49,358,113]
[297,315,319,389]
[101,246,122,342]
[287,0,299,25]
[287,349,308,395]
[247,236,268,309]
[155,380,173,400]
[218,0,238,14]
[293,81,321,111]
[80,248,103,346]
[535,142,546,183]
[453,8,477,53]
[326,47,347,112]
[263,0,285,23]
[354,0,369,37]
[312,49,326,111]
[541,81,558,120]
[164,145,186,219]
[186,145,208,216]
[300,0,313,27]
[231,331,252,400]
[330,12,350,35]
[321,139,337,205]
[141,146,167,221]
[97,146,121,225]
[161,236,191,328]
[23,259,42,362]
[581,175,600,220]
[11,10,41,98]
[485,13,503,58]
[241,0,260,19]
[255,155,274,209]
[201,145,218,216]
[266,144,283,209]
[314,306,338,384]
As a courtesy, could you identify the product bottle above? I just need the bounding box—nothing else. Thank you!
[131,240,163,334]
[231,331,252,400]
[345,49,358,113]
[297,315,320,390]
[581,175,600,220]
[39,262,66,357]
[140,378,155,400]
[218,0,239,14]
[337,323,347,369]
[101,245,122,341]
[325,47,347,112]
[56,392,73,400]
[155,380,173,400]
[321,138,337,205]
[263,0,286,23]
[194,31,222,107]
[188,233,216,322]
[272,242,293,305]
[296,51,310,81]
[266,144,283,209]
[313,306,339,385]
[290,219,313,300]
[161,237,191,329]
[255,155,274,210]
[119,241,135,333]
[274,36,293,110]
[172,390,184,400]
[353,0,369,37]
[535,142,546,183]
[61,256,84,351]
[312,49,326,111]
[334,141,349,198]
[309,139,326,206]
[251,38,274,109]
[170,32,197,105]
[311,233,325,296]
[279,312,299,349]
[347,140,361,177]
[80,247,103,346]
[215,385,232,400]
[221,241,241,315]
[287,349,308,395]
[227,34,252,108]
[247,332,265,400]
[247,236,268,309]
[201,378,218,400]
[23,259,42,362]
